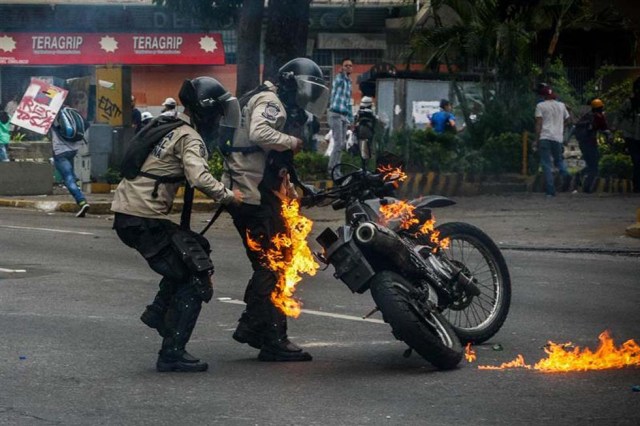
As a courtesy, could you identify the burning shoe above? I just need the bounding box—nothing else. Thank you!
[156,349,207,372]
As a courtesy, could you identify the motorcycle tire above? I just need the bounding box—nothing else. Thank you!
[434,222,512,344]
[370,271,463,370]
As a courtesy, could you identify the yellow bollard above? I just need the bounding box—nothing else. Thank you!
[625,208,640,238]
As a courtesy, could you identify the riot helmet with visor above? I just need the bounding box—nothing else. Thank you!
[277,58,330,118]
[178,77,240,152]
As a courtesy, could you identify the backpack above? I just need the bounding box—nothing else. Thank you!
[120,115,185,180]
[573,111,595,143]
[355,109,376,142]
[55,107,86,142]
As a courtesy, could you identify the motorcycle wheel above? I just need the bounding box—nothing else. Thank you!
[370,271,463,370]
[435,222,512,344]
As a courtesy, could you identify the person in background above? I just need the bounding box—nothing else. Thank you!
[160,97,178,118]
[534,85,571,198]
[430,99,457,134]
[140,111,153,128]
[613,77,640,193]
[0,109,10,162]
[4,94,19,135]
[351,96,378,160]
[51,107,90,217]
[111,77,243,372]
[327,57,354,179]
[131,96,142,133]
[574,98,610,193]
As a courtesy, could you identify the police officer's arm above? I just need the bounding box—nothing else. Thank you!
[249,97,302,152]
[179,135,237,205]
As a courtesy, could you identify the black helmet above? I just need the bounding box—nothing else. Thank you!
[277,57,330,117]
[178,76,240,148]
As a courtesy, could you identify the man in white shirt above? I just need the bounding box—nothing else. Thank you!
[534,86,571,197]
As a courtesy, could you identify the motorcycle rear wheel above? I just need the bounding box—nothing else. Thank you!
[370,271,463,370]
[435,222,512,344]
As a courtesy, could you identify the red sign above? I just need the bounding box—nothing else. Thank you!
[0,33,225,65]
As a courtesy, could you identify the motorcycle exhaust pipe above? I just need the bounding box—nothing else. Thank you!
[354,222,427,279]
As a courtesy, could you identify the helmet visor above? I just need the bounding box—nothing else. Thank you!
[294,75,330,117]
[219,94,241,129]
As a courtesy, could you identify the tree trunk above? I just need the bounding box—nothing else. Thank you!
[262,0,311,83]
[236,0,264,97]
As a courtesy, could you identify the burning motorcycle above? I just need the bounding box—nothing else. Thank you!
[303,162,511,370]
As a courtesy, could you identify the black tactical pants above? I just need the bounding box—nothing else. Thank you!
[226,191,288,339]
[113,213,212,354]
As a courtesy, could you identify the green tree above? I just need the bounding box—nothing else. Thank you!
[154,0,311,96]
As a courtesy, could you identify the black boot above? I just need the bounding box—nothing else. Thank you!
[258,308,312,362]
[140,278,175,337]
[232,311,267,349]
[156,286,208,372]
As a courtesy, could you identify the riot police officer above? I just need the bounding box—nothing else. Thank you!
[222,58,329,362]
[111,76,243,372]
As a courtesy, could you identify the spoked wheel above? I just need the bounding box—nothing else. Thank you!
[370,271,463,370]
[434,222,512,344]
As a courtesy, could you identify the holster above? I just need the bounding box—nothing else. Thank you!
[171,230,214,274]
[171,230,215,302]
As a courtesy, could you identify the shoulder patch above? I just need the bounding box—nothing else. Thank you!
[199,141,207,158]
[262,101,281,121]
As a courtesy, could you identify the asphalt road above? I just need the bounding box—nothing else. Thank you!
[1,196,639,425]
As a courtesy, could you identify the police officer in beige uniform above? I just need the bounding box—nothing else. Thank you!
[223,58,329,362]
[112,77,242,372]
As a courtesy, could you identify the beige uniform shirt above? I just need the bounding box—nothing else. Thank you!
[222,81,298,205]
[112,113,234,219]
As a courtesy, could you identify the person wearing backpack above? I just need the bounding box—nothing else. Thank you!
[574,99,610,193]
[351,96,378,159]
[111,76,243,373]
[51,106,90,217]
[222,58,329,362]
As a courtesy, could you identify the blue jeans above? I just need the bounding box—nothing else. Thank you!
[327,111,350,178]
[0,144,9,162]
[54,150,86,204]
[539,139,570,196]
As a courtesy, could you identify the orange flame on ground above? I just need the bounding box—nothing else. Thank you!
[247,199,319,318]
[465,343,477,362]
[378,200,450,252]
[473,331,640,372]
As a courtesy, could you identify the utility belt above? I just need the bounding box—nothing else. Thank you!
[139,171,185,198]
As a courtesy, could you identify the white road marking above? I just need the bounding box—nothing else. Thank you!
[0,267,27,273]
[217,297,385,324]
[0,225,95,236]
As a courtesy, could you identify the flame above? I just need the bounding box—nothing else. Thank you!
[376,165,407,188]
[246,198,319,318]
[475,331,640,372]
[465,343,477,362]
[378,200,450,252]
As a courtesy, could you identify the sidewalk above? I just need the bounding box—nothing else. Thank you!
[1,188,639,253]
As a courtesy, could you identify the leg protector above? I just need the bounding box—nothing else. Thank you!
[157,285,208,372]
[140,278,176,337]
